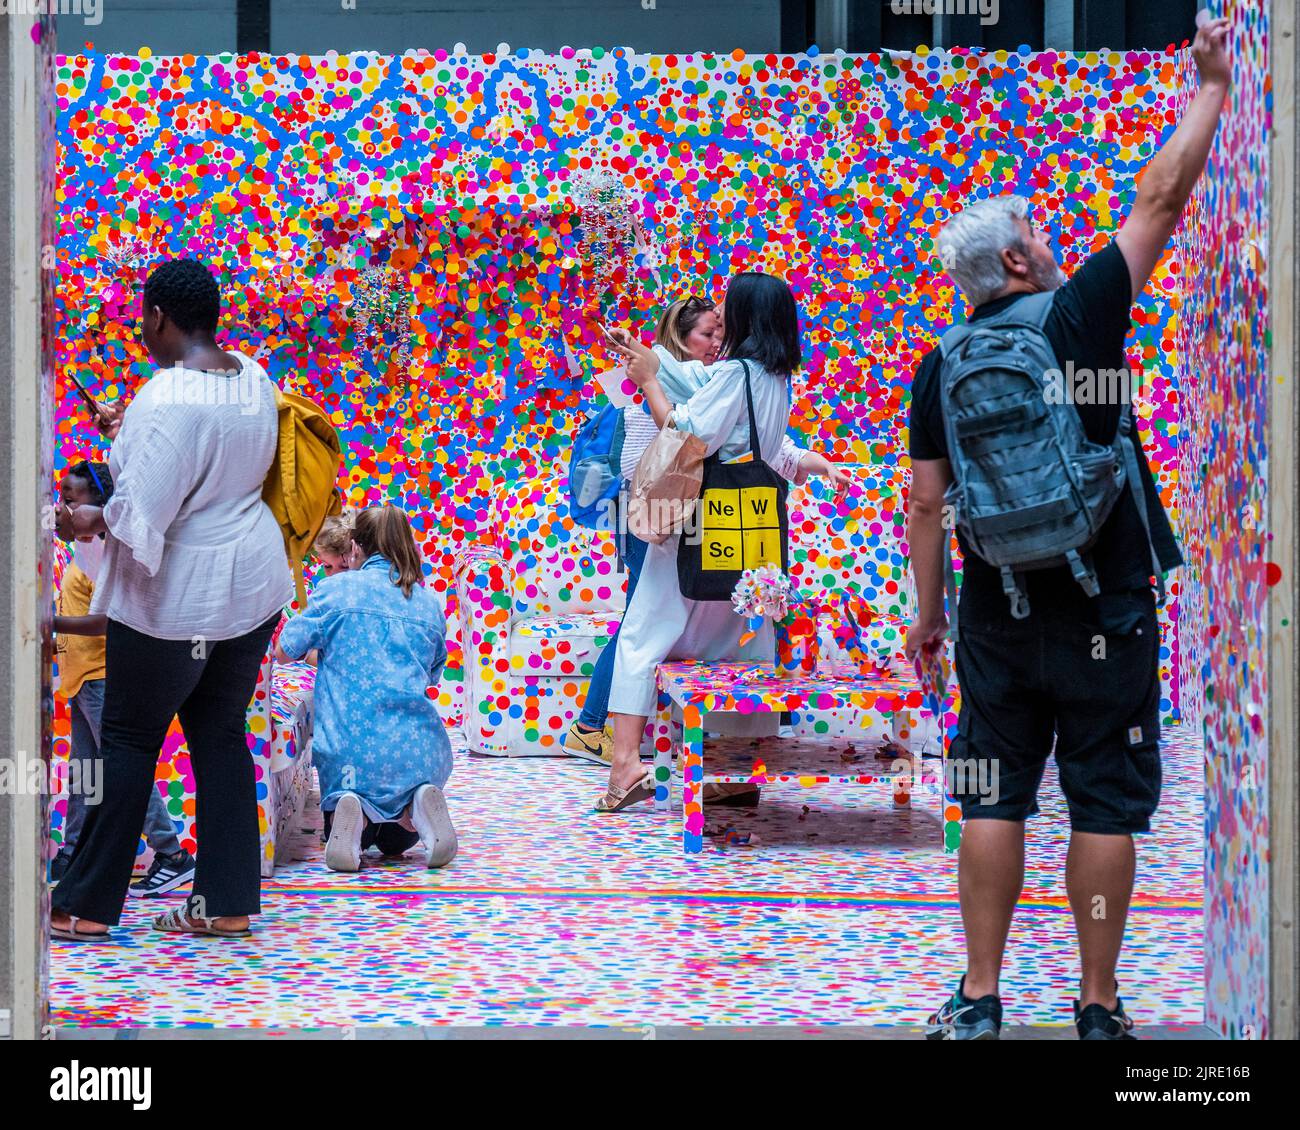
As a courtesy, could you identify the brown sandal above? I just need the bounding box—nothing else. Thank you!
[594,772,655,814]
[51,915,112,943]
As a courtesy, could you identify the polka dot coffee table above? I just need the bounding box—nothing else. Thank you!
[653,660,962,854]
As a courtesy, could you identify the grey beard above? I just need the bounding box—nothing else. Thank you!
[1032,261,1068,292]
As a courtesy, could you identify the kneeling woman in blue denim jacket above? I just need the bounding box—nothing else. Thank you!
[277,505,457,872]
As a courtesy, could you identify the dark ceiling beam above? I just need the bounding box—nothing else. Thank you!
[237,0,271,54]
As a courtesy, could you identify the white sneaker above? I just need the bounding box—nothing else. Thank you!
[325,793,364,873]
[411,785,458,869]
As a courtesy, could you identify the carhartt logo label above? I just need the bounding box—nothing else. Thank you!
[1127,726,1143,745]
[49,1062,152,1110]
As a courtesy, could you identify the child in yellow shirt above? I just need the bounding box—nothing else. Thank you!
[52,460,197,896]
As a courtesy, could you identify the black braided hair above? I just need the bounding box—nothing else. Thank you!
[66,460,114,507]
[142,258,221,334]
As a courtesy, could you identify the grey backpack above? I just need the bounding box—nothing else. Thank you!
[938,290,1164,624]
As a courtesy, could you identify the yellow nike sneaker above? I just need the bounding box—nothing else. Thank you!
[563,722,613,765]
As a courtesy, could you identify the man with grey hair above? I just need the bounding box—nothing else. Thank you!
[906,15,1231,1039]
[936,196,1066,305]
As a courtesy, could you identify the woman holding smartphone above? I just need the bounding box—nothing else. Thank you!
[595,272,807,813]
[50,258,291,941]
[568,296,851,767]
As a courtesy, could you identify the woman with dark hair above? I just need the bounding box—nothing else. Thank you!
[568,293,849,766]
[595,272,808,811]
[275,505,457,872]
[51,258,291,940]
[562,298,716,763]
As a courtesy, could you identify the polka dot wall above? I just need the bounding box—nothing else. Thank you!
[54,42,1190,736]
[1173,0,1274,1040]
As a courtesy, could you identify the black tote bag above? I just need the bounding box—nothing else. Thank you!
[677,361,789,601]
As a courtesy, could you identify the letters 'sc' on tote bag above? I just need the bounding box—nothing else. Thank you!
[677,361,789,601]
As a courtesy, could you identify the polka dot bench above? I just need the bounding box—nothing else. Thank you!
[653,659,961,854]
[455,462,929,757]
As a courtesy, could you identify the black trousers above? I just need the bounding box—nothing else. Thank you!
[52,613,280,925]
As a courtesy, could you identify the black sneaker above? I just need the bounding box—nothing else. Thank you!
[926,977,1002,1040]
[128,849,197,898]
[1075,996,1137,1040]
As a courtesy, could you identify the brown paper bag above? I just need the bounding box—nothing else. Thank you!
[626,422,708,544]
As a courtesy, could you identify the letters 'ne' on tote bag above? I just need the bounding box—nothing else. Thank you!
[626,411,708,545]
[677,361,789,601]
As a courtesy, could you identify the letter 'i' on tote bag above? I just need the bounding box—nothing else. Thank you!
[677,361,789,601]
[626,414,708,545]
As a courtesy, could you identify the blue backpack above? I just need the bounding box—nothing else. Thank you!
[567,404,626,530]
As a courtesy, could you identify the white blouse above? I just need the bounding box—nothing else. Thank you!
[620,405,662,481]
[90,352,293,641]
[620,346,806,481]
[669,358,792,464]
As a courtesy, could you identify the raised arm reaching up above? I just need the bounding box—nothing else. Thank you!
[1115,13,1231,298]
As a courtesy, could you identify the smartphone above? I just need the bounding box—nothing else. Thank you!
[66,370,106,420]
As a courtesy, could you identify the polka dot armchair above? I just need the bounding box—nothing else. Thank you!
[455,467,629,755]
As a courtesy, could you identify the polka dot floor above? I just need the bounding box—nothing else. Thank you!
[50,725,1203,1030]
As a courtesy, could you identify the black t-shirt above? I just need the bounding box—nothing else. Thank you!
[908,241,1182,625]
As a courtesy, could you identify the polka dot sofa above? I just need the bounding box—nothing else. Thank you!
[454,462,920,757]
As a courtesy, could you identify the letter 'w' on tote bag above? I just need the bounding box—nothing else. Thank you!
[626,418,708,544]
[677,361,789,601]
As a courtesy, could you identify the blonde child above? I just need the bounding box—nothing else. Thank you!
[313,508,358,578]
[276,505,457,871]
